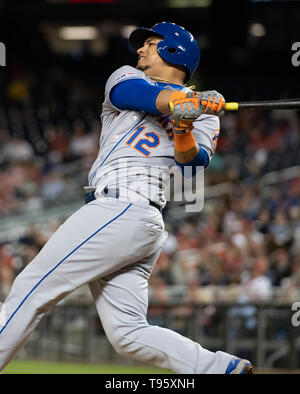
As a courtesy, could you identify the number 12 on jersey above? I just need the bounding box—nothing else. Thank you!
[125,126,160,157]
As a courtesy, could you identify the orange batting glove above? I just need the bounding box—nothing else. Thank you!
[168,90,226,133]
[191,90,226,116]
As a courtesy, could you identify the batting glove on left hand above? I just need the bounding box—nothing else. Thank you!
[168,90,226,133]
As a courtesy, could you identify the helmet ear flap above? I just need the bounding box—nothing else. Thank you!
[157,39,178,58]
[158,40,188,80]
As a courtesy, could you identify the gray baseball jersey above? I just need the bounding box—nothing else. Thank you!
[88,65,220,207]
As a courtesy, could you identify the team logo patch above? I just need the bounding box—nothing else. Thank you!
[211,129,220,153]
[115,73,138,82]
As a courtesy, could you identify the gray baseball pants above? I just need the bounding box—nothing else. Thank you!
[0,197,233,373]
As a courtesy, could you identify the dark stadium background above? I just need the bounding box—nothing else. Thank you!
[0,0,299,100]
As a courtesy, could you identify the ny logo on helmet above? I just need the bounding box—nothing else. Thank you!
[0,42,6,66]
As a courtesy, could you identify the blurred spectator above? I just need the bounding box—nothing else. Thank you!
[1,136,34,162]
[255,209,271,235]
[41,170,65,201]
[0,244,14,299]
[268,248,292,286]
[155,252,174,286]
[279,256,300,301]
[176,222,199,251]
[70,122,97,158]
[270,211,293,247]
[149,276,170,303]
[239,256,272,302]
[44,126,70,163]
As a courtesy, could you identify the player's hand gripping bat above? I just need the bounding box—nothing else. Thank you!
[168,91,300,132]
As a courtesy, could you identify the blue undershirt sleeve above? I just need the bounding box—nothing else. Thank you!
[110,79,167,115]
[175,146,210,177]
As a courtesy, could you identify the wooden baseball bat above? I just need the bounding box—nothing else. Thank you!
[224,98,300,111]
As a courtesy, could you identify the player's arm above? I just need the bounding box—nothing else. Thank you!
[110,79,167,115]
[155,90,205,170]
[110,80,175,114]
[164,90,224,176]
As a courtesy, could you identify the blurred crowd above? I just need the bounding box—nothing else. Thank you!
[0,66,100,217]
[1,67,300,306]
[151,109,300,304]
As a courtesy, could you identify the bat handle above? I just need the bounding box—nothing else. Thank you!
[200,100,239,112]
[224,102,239,111]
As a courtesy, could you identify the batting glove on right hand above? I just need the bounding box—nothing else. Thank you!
[190,90,226,117]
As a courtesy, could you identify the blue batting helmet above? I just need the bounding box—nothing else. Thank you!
[129,22,201,82]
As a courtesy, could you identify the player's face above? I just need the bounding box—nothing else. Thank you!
[136,36,166,76]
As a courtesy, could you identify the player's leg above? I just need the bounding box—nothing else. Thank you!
[0,199,156,371]
[89,253,234,374]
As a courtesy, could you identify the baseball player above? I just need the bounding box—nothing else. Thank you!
[0,22,253,374]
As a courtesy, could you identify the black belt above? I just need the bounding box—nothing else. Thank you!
[84,187,162,212]
[149,200,162,212]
